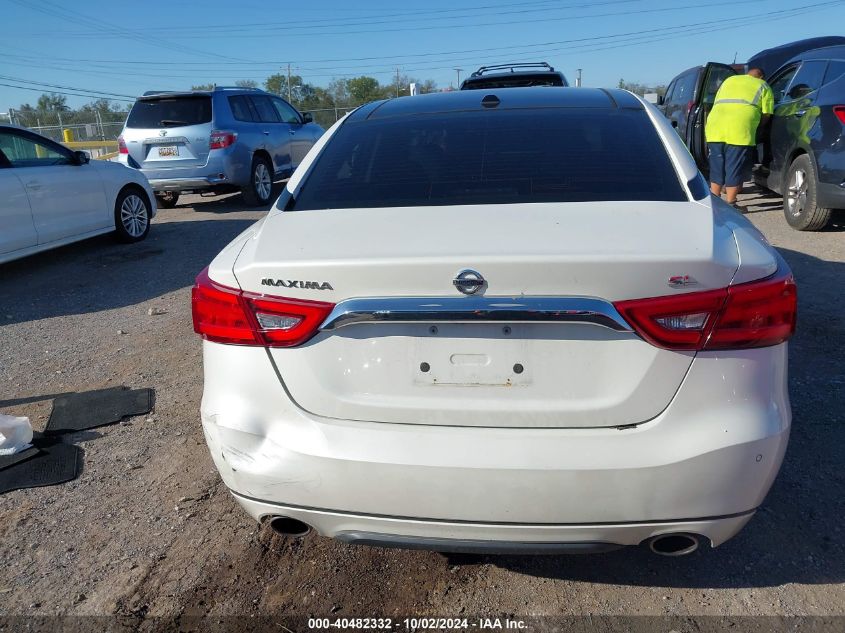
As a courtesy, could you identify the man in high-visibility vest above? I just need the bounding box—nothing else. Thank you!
[705,68,774,207]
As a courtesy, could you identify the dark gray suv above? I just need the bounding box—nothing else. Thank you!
[119,87,324,207]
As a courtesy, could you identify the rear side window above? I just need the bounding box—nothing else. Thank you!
[668,71,698,106]
[249,96,280,123]
[126,96,212,128]
[291,108,686,210]
[787,60,827,99]
[823,60,845,85]
[229,95,256,122]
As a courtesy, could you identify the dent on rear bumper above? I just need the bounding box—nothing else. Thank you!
[200,342,790,537]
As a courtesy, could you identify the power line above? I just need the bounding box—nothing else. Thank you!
[0,82,134,103]
[6,0,774,39]
[5,0,247,62]
[0,0,835,78]
[0,74,135,99]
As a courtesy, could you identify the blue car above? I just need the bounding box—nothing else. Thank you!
[755,45,845,230]
[119,87,324,207]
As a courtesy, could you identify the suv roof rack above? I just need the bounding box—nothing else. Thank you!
[469,62,555,78]
[212,86,264,92]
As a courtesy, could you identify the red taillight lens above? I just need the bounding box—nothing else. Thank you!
[118,135,128,154]
[209,130,237,150]
[615,271,796,351]
[615,288,727,350]
[705,273,797,350]
[833,106,845,125]
[191,267,334,347]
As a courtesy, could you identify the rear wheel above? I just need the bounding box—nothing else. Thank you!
[241,155,273,206]
[783,154,833,231]
[155,191,180,208]
[114,187,151,243]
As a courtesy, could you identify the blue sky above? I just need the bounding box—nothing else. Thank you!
[1,0,844,111]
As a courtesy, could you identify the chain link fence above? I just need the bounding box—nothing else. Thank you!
[9,110,127,143]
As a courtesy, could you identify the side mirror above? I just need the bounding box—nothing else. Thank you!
[73,150,90,165]
[657,95,665,106]
[301,112,313,123]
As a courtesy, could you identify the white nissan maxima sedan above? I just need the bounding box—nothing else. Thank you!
[193,88,796,556]
[0,125,155,264]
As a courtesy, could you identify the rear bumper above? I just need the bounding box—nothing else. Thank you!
[200,342,790,548]
[137,152,249,192]
[232,494,756,551]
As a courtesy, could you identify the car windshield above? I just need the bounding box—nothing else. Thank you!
[126,96,212,128]
[291,108,686,211]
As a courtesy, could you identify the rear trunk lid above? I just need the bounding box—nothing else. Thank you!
[123,94,212,170]
[233,202,739,428]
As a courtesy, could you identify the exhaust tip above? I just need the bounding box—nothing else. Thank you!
[267,516,311,538]
[648,533,699,557]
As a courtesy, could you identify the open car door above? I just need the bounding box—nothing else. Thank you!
[688,62,738,172]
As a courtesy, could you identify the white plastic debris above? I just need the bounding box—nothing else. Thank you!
[0,414,33,456]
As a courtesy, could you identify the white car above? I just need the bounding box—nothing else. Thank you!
[193,88,796,556]
[0,125,156,265]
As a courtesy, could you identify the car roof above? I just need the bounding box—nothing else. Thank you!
[351,87,642,121]
[138,87,265,100]
[786,44,845,63]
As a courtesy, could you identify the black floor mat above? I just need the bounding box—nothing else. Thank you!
[0,437,82,495]
[0,446,40,471]
[44,386,154,435]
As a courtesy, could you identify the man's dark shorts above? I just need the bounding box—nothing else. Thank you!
[708,142,753,187]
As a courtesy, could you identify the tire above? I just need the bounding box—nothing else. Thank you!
[114,187,152,243]
[241,155,274,207]
[783,154,833,231]
[155,191,179,208]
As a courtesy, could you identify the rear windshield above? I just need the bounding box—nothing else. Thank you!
[126,96,212,128]
[462,74,566,89]
[291,108,686,210]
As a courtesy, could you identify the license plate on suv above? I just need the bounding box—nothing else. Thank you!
[157,145,179,157]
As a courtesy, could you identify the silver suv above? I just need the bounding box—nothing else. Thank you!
[118,87,324,207]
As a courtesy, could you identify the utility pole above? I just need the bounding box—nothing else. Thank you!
[454,68,463,87]
[287,63,292,102]
[576,68,582,88]
[396,68,401,98]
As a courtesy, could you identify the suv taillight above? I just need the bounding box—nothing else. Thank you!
[209,130,237,150]
[833,106,845,125]
[191,268,334,348]
[118,135,128,154]
[614,270,796,351]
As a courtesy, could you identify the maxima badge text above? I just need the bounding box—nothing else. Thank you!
[260,279,334,290]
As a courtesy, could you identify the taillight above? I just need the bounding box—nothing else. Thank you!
[209,130,237,150]
[118,135,128,154]
[191,267,334,347]
[833,106,845,125]
[614,271,796,351]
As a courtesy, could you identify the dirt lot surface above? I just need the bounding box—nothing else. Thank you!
[1,185,843,628]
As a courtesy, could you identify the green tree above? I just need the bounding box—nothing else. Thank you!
[191,83,216,91]
[347,76,383,104]
[235,79,258,88]
[36,93,69,112]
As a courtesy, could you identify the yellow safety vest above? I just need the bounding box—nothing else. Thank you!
[705,75,774,147]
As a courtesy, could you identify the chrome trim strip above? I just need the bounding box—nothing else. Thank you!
[319,296,633,332]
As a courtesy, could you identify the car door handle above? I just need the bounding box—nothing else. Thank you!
[289,129,296,135]
[262,130,270,135]
[25,181,42,191]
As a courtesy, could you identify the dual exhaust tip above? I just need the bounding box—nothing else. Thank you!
[267,516,311,538]
[647,533,700,557]
[267,516,701,557]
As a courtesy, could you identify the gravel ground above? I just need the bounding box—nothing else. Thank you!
[0,185,843,628]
